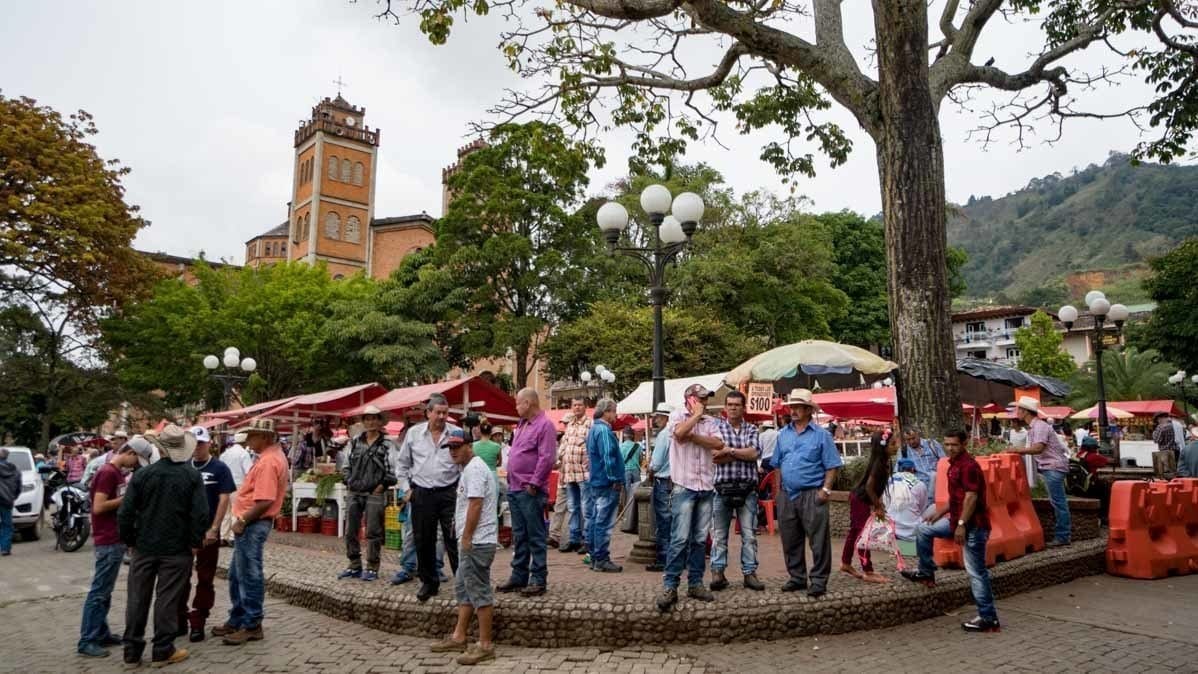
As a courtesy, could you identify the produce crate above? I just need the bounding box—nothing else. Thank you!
[385,529,402,550]
[384,506,402,531]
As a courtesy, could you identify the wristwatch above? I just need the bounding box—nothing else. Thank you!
[821,487,831,496]
[957,519,965,527]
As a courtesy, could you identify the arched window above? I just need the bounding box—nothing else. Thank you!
[281,242,287,256]
[302,213,310,241]
[341,158,352,183]
[325,211,341,240]
[352,162,365,186]
[344,215,361,243]
[328,155,339,181]
[333,274,345,280]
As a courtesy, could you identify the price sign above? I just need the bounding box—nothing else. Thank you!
[746,383,774,415]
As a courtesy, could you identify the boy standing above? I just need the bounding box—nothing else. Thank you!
[430,430,499,665]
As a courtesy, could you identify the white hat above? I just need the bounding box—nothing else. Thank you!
[361,405,387,419]
[157,424,197,463]
[653,402,674,416]
[113,430,129,439]
[123,436,155,467]
[760,420,776,429]
[1015,396,1040,415]
[233,431,248,444]
[785,388,820,411]
[189,425,212,444]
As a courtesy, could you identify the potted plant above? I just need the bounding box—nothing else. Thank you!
[314,473,342,509]
[276,493,294,532]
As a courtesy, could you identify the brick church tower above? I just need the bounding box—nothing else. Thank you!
[287,95,380,278]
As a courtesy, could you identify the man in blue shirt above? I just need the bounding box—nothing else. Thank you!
[774,389,842,598]
[645,403,673,572]
[902,426,944,496]
[584,399,625,573]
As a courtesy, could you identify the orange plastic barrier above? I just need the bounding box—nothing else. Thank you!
[1106,478,1198,579]
[933,453,1045,568]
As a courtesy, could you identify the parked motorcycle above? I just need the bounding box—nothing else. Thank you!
[40,465,91,552]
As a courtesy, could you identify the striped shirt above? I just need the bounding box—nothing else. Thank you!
[667,408,718,492]
[715,418,761,484]
[558,416,591,484]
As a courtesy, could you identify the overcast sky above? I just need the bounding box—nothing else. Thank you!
[2,1,1174,264]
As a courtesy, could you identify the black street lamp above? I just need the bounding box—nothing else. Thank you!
[1059,292,1129,462]
[1168,370,1194,421]
[596,185,704,411]
[203,347,257,410]
[579,365,616,402]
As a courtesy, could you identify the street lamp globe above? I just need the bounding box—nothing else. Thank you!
[671,192,704,237]
[1058,305,1079,326]
[224,346,240,360]
[1089,297,1111,316]
[872,381,883,390]
[883,377,893,387]
[640,184,673,215]
[1191,374,1198,384]
[602,370,615,384]
[580,371,592,383]
[222,351,240,368]
[660,215,686,244]
[1108,303,1129,323]
[241,357,257,373]
[203,355,219,370]
[595,365,608,375]
[596,202,630,246]
[1084,290,1106,307]
[1169,373,1182,385]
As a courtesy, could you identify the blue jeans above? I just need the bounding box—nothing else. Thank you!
[226,519,271,630]
[77,543,126,649]
[587,484,620,563]
[507,489,548,586]
[651,478,672,565]
[565,482,588,546]
[663,487,714,590]
[1040,469,1072,543]
[711,491,758,574]
[0,507,11,553]
[624,469,640,505]
[915,519,998,621]
[400,506,444,576]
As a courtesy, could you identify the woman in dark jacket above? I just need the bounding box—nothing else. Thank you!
[839,432,894,582]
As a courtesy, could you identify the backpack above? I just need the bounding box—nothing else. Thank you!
[1065,458,1091,497]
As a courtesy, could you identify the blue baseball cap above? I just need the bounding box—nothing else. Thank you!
[440,429,469,449]
[896,458,916,471]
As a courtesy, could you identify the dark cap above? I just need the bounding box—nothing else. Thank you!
[440,429,469,449]
[684,383,714,399]
[1080,435,1099,449]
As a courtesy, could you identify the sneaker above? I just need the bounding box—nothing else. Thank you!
[429,637,468,653]
[221,626,263,646]
[520,584,546,597]
[687,584,715,602]
[656,588,678,612]
[210,623,237,637]
[78,643,110,658]
[150,648,189,668]
[188,628,205,643]
[361,570,379,582]
[962,616,1002,633]
[496,580,526,593]
[743,574,765,591]
[577,545,588,555]
[709,570,728,591]
[1046,539,1071,548]
[457,644,496,665]
[417,584,439,602]
[101,634,124,647]
[390,570,414,585]
[593,560,623,573]
[780,579,807,593]
[337,568,363,580]
[900,570,936,587]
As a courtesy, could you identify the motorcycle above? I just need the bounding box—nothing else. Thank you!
[40,465,91,552]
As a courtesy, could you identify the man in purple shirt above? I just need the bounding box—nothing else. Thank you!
[1011,396,1071,547]
[497,388,557,597]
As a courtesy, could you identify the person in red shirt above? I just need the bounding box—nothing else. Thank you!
[902,430,1000,633]
[77,438,152,658]
[1076,436,1109,476]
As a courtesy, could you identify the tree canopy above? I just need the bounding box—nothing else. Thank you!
[1141,237,1198,372]
[1065,347,1178,409]
[1014,310,1077,380]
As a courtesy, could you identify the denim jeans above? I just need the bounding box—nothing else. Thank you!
[914,519,999,621]
[399,505,445,576]
[587,484,620,563]
[711,491,758,574]
[914,517,952,575]
[651,478,672,565]
[507,489,548,586]
[78,543,126,649]
[0,507,11,553]
[564,482,588,546]
[663,487,714,590]
[226,519,271,630]
[624,469,640,509]
[1040,469,1072,543]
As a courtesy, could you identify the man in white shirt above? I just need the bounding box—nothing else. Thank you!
[758,420,779,472]
[219,432,254,545]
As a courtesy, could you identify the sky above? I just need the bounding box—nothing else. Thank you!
[1,1,1175,264]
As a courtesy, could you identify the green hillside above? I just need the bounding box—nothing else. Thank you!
[948,153,1198,302]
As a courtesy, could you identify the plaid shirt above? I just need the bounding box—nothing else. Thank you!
[558,416,591,484]
[715,418,761,485]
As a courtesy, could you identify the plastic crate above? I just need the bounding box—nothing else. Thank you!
[385,529,403,550]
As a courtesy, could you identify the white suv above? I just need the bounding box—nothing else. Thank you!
[3,447,44,540]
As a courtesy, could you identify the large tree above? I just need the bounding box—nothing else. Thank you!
[1014,309,1077,379]
[1141,237,1198,372]
[375,0,1198,434]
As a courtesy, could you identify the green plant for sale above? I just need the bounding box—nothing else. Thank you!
[314,473,342,507]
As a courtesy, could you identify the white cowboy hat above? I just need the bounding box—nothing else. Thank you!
[360,404,388,420]
[1015,396,1040,415]
[760,420,776,429]
[785,388,820,411]
[157,424,197,463]
[653,402,674,416]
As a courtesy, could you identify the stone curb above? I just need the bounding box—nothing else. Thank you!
[218,538,1106,647]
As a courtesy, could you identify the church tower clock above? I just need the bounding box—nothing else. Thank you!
[287,93,379,278]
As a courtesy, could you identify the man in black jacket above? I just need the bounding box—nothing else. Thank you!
[0,448,22,556]
[337,405,398,582]
[118,425,208,668]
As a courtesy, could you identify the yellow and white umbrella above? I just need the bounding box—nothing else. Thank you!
[725,340,897,387]
[1069,404,1134,420]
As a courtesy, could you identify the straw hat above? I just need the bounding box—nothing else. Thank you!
[360,404,388,420]
[1015,396,1040,415]
[157,424,197,463]
[653,403,674,417]
[784,388,820,411]
[242,418,277,439]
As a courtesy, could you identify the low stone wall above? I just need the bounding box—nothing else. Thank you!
[227,538,1106,648]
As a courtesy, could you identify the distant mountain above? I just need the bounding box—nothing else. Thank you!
[947,152,1198,302]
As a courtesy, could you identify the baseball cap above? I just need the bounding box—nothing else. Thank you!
[684,383,714,399]
[1080,436,1099,449]
[896,458,916,472]
[440,429,469,449]
[124,436,155,467]
[189,425,212,444]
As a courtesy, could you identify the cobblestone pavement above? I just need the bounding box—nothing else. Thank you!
[2,532,1195,672]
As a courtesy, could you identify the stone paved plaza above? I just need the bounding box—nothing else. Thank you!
[3,529,1196,672]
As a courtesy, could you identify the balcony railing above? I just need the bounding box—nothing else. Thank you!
[954,327,1023,346]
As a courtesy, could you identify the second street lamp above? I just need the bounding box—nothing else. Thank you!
[597,185,703,411]
[203,347,257,410]
[1059,292,1128,463]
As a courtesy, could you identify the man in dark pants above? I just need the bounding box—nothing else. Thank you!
[646,403,673,572]
[498,389,559,595]
[397,393,462,602]
[337,405,398,582]
[179,426,234,642]
[118,425,208,668]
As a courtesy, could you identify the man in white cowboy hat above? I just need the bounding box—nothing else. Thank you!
[117,425,208,668]
[215,419,289,647]
[337,405,399,582]
[773,388,842,598]
[1009,396,1072,547]
[646,402,673,572]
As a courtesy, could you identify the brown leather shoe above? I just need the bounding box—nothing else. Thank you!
[150,648,189,668]
[709,570,728,591]
[743,574,765,591]
[221,626,263,646]
[429,637,468,653]
[210,623,237,637]
[457,644,496,665]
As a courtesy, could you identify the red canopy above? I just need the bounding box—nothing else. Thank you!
[205,395,299,420]
[342,377,519,422]
[545,407,639,431]
[1106,400,1185,418]
[813,387,897,422]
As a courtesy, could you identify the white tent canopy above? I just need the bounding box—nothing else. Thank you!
[617,372,731,415]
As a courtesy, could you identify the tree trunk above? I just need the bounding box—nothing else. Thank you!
[872,0,963,436]
[38,333,61,451]
[515,343,529,390]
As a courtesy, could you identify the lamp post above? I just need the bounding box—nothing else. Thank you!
[597,186,703,411]
[579,366,617,402]
[203,347,257,410]
[1168,370,1191,421]
[1059,293,1129,462]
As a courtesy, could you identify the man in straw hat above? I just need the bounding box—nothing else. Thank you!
[337,405,399,582]
[117,425,208,668]
[645,402,673,572]
[773,388,842,598]
[214,418,289,646]
[1009,396,1072,547]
